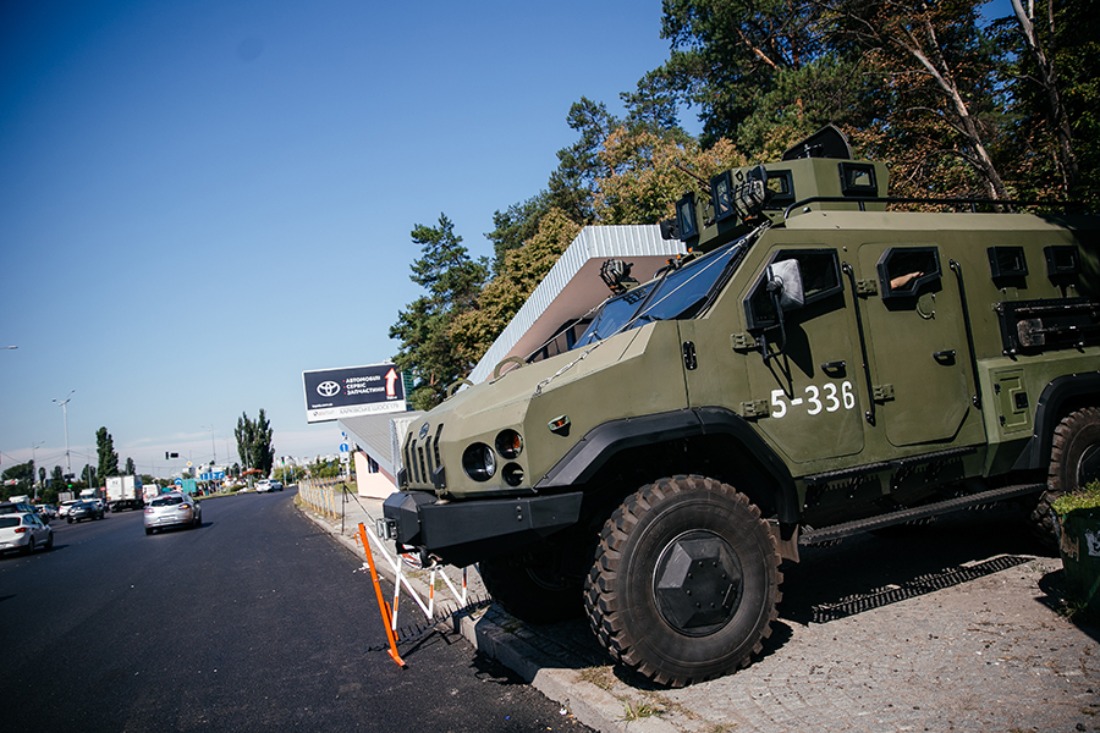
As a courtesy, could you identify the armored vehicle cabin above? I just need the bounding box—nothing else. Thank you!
[383,126,1100,687]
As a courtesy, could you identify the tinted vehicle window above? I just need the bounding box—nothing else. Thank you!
[0,517,18,528]
[745,249,843,330]
[573,239,745,349]
[151,496,184,507]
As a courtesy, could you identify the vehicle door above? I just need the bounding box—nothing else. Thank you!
[856,242,983,447]
[682,245,866,465]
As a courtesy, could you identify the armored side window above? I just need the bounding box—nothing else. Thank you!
[877,246,941,300]
[675,192,698,240]
[1044,245,1079,282]
[988,246,1028,279]
[764,169,794,208]
[839,163,878,197]
[745,249,843,330]
[711,170,736,223]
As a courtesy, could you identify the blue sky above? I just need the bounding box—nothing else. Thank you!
[0,0,675,477]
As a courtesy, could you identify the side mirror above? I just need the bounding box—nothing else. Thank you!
[762,259,804,361]
[765,259,805,312]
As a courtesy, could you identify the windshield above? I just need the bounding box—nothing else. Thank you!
[572,239,745,349]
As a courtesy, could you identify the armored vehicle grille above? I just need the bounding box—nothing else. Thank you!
[404,424,443,487]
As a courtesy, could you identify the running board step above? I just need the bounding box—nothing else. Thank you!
[799,483,1045,546]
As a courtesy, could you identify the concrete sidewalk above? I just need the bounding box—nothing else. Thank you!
[297,488,1100,733]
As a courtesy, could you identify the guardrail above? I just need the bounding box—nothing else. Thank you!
[296,478,351,519]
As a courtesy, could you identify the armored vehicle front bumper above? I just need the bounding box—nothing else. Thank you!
[380,489,584,568]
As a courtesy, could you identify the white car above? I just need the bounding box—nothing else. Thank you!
[144,492,202,535]
[255,479,273,493]
[0,512,53,555]
[58,499,81,518]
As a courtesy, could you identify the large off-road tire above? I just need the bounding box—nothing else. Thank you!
[480,545,584,624]
[585,475,782,687]
[1031,407,1100,548]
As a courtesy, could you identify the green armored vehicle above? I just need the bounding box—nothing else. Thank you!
[383,126,1100,686]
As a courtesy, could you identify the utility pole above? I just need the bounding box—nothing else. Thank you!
[52,390,75,476]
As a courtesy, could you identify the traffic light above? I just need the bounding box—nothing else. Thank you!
[165,452,179,460]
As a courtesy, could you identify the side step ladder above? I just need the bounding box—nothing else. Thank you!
[799,483,1045,546]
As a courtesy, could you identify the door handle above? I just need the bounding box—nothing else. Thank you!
[821,360,847,376]
[933,349,957,364]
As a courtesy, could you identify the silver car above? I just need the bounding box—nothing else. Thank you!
[143,492,202,535]
[0,512,53,555]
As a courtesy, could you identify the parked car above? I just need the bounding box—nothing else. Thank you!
[144,492,201,535]
[58,500,81,518]
[0,512,53,555]
[67,500,104,523]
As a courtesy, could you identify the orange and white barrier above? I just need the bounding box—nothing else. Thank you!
[355,522,470,668]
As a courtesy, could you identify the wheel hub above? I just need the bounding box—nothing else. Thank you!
[1079,444,1100,487]
[653,530,743,635]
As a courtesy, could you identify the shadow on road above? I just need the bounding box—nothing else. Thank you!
[777,509,1051,627]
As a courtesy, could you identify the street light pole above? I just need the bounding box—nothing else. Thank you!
[52,390,75,476]
[31,441,44,499]
[202,424,216,465]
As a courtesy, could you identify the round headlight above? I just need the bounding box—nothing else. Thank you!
[495,429,523,459]
[502,463,525,487]
[462,443,496,482]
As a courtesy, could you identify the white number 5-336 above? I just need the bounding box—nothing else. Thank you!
[770,381,856,419]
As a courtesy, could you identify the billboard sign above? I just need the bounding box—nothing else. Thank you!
[303,363,406,423]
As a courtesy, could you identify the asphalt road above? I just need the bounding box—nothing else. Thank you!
[0,491,592,732]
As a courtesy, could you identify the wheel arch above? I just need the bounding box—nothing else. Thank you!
[1014,372,1100,471]
[536,407,799,525]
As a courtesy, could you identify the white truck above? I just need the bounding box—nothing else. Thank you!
[106,475,143,512]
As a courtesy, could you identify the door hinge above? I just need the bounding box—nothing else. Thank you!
[731,332,758,352]
[856,279,879,296]
[740,400,770,419]
[873,384,895,402]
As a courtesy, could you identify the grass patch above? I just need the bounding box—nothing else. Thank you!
[623,700,664,721]
[577,666,616,691]
[1051,480,1100,514]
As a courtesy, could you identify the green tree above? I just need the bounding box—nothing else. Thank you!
[823,0,1010,199]
[96,427,120,479]
[993,0,1099,202]
[82,464,96,489]
[124,457,136,475]
[652,0,828,146]
[487,192,555,271]
[1,461,35,496]
[390,214,489,410]
[309,457,341,479]
[451,208,583,367]
[50,465,64,491]
[235,410,275,477]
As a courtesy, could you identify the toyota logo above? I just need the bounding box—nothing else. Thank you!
[317,381,341,397]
